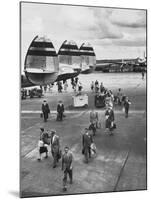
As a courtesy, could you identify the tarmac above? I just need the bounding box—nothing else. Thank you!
[20,72,147,197]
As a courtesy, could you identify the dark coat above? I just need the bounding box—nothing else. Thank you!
[105,109,114,129]
[82,132,93,149]
[62,151,73,170]
[42,103,50,114]
[57,103,64,114]
[124,100,131,110]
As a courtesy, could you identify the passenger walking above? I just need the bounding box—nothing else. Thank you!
[78,82,83,94]
[37,128,48,161]
[117,88,123,105]
[100,82,105,93]
[82,128,93,163]
[50,130,60,168]
[64,81,68,92]
[95,82,99,93]
[75,77,79,85]
[95,80,98,86]
[90,81,95,92]
[123,97,131,118]
[105,105,115,136]
[56,100,64,121]
[62,146,73,191]
[41,100,50,122]
[89,109,99,135]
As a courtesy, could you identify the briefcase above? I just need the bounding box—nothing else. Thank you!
[113,123,116,129]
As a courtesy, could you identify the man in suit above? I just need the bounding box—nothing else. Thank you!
[41,100,50,122]
[123,96,131,118]
[62,146,73,191]
[50,130,60,168]
[105,105,115,136]
[82,128,93,163]
[57,100,64,121]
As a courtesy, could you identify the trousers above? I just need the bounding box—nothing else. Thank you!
[63,168,73,187]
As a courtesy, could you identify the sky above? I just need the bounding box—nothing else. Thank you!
[21,2,146,69]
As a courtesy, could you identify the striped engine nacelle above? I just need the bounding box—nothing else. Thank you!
[56,40,81,81]
[79,43,96,74]
[24,36,59,86]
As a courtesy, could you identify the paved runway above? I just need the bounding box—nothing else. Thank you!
[20,72,147,197]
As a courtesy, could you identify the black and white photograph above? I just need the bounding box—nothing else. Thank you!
[20,1,147,198]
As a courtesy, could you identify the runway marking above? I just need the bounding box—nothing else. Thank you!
[113,149,130,191]
[21,110,145,114]
[21,123,41,134]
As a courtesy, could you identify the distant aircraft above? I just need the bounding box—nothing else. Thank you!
[24,35,59,86]
[56,40,81,82]
[79,43,96,74]
[95,56,147,72]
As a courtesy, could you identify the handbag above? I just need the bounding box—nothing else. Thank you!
[113,123,116,129]
[40,113,43,118]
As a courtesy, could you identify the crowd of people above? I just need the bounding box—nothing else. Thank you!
[38,78,133,192]
[91,80,131,118]
[40,76,83,95]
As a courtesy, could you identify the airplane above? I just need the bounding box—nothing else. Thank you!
[79,43,96,74]
[23,35,59,86]
[56,40,81,82]
[95,56,147,73]
[21,38,82,88]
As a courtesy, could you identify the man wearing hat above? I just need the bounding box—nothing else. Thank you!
[62,146,73,191]
[50,130,60,168]
[41,100,50,122]
[105,105,115,135]
[82,128,93,163]
[57,100,64,121]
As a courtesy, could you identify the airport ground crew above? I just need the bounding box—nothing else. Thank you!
[82,128,93,163]
[89,109,99,135]
[50,130,60,168]
[62,146,73,191]
[123,97,131,118]
[41,100,50,122]
[57,100,64,121]
[105,105,115,136]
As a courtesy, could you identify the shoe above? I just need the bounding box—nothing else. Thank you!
[53,165,56,168]
[37,158,41,161]
[45,155,48,159]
